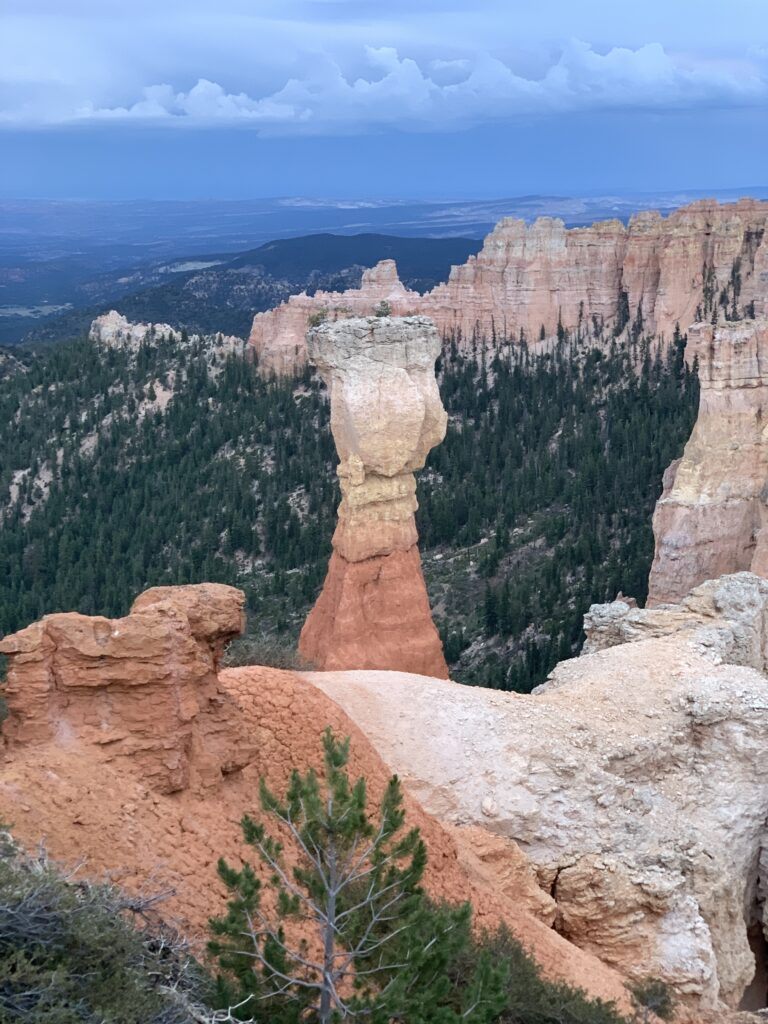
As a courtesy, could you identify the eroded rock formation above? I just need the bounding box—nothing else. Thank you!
[249,261,419,376]
[90,310,243,355]
[0,583,252,793]
[304,572,768,1010]
[0,586,633,1011]
[249,198,768,375]
[298,316,448,677]
[648,319,768,605]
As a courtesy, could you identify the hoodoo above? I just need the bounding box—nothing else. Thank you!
[648,318,768,604]
[299,315,449,677]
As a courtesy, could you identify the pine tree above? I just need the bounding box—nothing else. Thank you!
[208,729,507,1024]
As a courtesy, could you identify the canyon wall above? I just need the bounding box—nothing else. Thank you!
[248,198,768,375]
[298,315,449,677]
[305,571,768,1010]
[648,319,768,605]
[249,261,421,376]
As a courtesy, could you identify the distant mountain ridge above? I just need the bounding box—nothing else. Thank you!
[7,233,482,346]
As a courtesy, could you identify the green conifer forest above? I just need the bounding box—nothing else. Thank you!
[0,324,698,691]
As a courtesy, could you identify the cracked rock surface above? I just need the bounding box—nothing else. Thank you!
[304,573,768,1009]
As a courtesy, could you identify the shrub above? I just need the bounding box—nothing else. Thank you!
[307,309,329,328]
[0,828,210,1023]
[630,978,675,1022]
[209,729,508,1023]
[373,300,392,317]
[223,632,313,671]
[444,923,629,1024]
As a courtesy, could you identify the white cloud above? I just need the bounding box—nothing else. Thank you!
[2,39,766,131]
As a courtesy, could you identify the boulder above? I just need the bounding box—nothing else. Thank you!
[0,583,251,794]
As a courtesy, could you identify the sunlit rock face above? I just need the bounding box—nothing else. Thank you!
[299,315,448,677]
[648,319,768,605]
[249,199,768,375]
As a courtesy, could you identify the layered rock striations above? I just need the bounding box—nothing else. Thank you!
[298,316,449,677]
[305,572,768,1010]
[248,199,768,375]
[648,319,768,605]
[0,583,252,793]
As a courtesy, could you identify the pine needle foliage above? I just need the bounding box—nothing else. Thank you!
[208,728,508,1024]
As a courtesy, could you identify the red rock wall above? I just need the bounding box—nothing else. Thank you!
[0,583,251,793]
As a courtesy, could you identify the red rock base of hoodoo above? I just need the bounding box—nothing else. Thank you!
[299,547,449,678]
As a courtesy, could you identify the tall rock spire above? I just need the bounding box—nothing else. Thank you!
[648,319,768,604]
[299,315,449,677]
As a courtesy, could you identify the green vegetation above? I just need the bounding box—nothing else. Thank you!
[629,978,675,1022]
[0,827,208,1023]
[209,731,626,1024]
[0,321,697,689]
[421,328,698,689]
[0,755,629,1024]
[0,333,335,636]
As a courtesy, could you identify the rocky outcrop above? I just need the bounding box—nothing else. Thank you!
[648,319,768,605]
[249,199,768,374]
[90,310,243,355]
[249,261,420,376]
[304,572,768,1010]
[0,583,252,794]
[299,316,448,677]
[0,591,633,1012]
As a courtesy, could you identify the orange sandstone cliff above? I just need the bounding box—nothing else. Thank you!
[299,315,449,677]
[0,585,632,1011]
[249,198,768,375]
[648,319,768,605]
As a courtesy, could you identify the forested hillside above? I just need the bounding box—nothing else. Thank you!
[0,326,697,690]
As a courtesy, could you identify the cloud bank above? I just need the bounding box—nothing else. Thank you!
[3,40,767,132]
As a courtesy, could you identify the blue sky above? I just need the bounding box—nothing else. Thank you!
[1,0,767,199]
